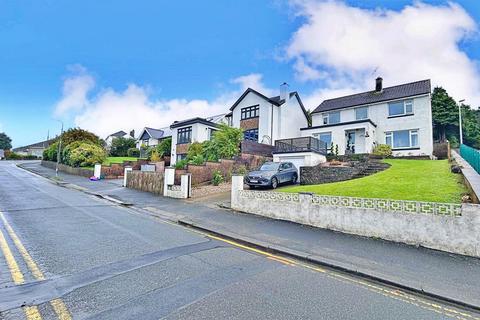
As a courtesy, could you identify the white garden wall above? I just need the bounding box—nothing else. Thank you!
[231,176,480,257]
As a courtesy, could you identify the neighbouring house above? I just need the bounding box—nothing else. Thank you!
[0,149,4,159]
[12,139,54,158]
[229,83,309,146]
[300,78,434,157]
[170,114,228,164]
[105,130,132,147]
[136,127,172,149]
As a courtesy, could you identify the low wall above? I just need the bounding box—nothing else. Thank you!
[231,176,480,257]
[41,160,93,177]
[101,159,151,179]
[126,171,164,195]
[175,154,270,186]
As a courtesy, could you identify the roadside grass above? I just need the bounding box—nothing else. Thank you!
[279,159,467,203]
[103,157,138,166]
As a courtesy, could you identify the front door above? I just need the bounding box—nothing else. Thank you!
[346,130,356,154]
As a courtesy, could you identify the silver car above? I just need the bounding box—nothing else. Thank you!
[245,162,298,189]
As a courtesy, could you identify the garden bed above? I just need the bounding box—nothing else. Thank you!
[280,159,467,203]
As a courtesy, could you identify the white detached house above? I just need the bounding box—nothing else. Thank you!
[301,78,434,157]
[229,83,310,145]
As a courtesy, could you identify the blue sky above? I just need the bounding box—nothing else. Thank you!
[1,0,480,147]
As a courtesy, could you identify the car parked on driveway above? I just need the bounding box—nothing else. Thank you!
[245,161,298,189]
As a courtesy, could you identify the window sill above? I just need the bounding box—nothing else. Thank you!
[392,147,420,151]
[240,116,259,121]
[388,114,414,119]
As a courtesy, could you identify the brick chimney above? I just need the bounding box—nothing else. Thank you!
[375,77,383,92]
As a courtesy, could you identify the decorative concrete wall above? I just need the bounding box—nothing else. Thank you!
[41,160,93,177]
[126,171,164,195]
[231,176,480,257]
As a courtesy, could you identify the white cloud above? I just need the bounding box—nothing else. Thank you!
[287,0,480,107]
[54,65,95,117]
[54,67,275,139]
[231,73,276,96]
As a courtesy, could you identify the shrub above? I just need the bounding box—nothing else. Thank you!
[150,150,161,162]
[109,137,136,156]
[67,143,107,167]
[188,154,205,165]
[202,124,243,160]
[187,142,203,160]
[212,170,224,186]
[58,128,102,147]
[156,137,172,157]
[175,159,188,169]
[43,142,59,161]
[127,147,140,157]
[372,144,392,158]
[233,164,247,175]
[61,141,83,164]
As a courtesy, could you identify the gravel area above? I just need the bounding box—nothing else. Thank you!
[191,182,231,198]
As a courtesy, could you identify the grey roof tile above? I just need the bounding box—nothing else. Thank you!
[313,79,431,113]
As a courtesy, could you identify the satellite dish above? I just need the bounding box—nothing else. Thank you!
[261,135,271,145]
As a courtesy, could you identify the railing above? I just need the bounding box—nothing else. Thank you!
[460,144,480,174]
[274,137,327,154]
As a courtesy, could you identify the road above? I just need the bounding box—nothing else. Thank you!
[0,161,478,320]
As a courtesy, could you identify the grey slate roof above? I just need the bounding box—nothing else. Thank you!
[170,114,227,129]
[108,130,127,138]
[312,79,431,114]
[144,127,172,140]
[12,139,55,152]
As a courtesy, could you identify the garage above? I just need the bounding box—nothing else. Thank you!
[273,151,327,183]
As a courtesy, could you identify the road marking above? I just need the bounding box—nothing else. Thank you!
[0,212,72,320]
[0,227,43,319]
[206,233,479,320]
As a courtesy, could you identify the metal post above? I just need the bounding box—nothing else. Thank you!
[55,121,64,177]
[458,99,465,146]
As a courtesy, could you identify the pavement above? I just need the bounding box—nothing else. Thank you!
[3,160,480,319]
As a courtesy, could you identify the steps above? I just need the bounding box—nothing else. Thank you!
[353,161,390,178]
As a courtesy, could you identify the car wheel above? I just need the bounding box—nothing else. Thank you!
[249,185,256,189]
[291,174,298,185]
[271,177,278,189]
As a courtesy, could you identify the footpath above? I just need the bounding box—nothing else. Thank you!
[18,161,480,310]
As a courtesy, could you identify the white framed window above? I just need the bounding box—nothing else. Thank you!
[355,107,368,120]
[322,111,340,125]
[388,99,414,117]
[314,132,332,146]
[385,129,419,149]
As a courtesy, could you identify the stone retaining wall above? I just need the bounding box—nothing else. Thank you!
[175,153,270,186]
[126,171,164,195]
[231,176,480,257]
[41,160,93,177]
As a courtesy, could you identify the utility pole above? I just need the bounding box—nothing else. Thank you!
[55,121,64,177]
[458,99,465,145]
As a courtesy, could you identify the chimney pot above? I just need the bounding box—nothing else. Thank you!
[280,82,289,101]
[375,77,383,92]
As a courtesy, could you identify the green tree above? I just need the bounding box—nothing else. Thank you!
[431,87,458,142]
[109,137,136,156]
[0,132,12,150]
[57,128,102,146]
[202,124,243,161]
[155,137,172,157]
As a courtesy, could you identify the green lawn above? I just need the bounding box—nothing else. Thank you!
[103,157,138,166]
[280,159,467,203]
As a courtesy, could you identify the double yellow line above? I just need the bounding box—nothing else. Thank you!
[0,212,71,320]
